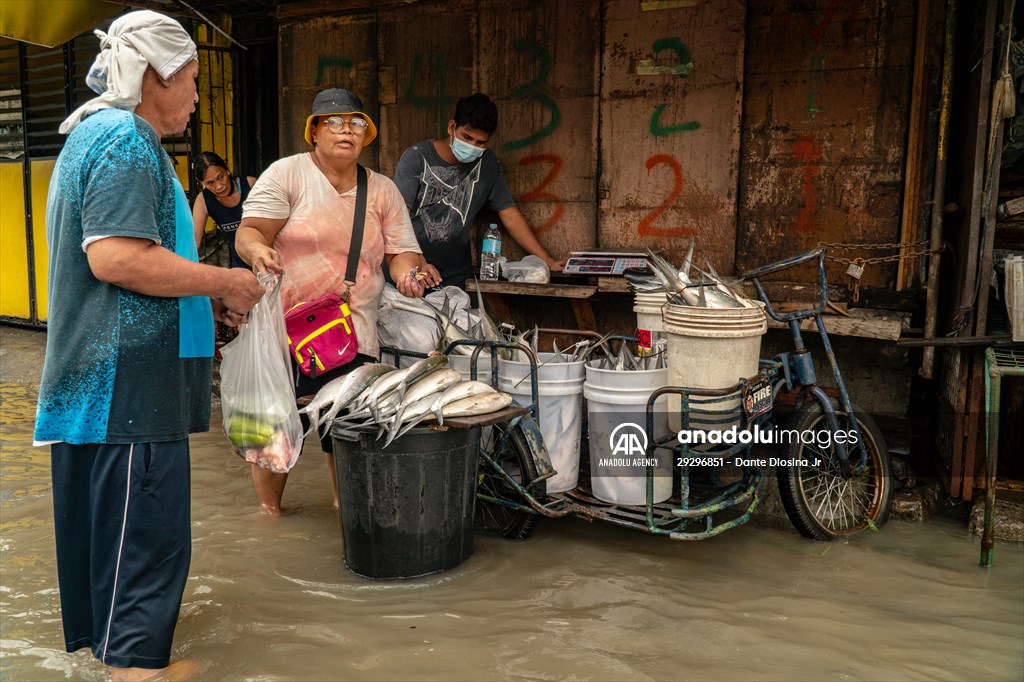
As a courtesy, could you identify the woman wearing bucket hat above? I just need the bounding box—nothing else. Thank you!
[236,88,425,514]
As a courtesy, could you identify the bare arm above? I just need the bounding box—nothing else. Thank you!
[235,218,288,275]
[246,176,257,188]
[497,206,565,272]
[385,251,426,298]
[87,237,264,314]
[192,193,209,248]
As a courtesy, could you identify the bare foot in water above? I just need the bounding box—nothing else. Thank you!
[111,659,205,682]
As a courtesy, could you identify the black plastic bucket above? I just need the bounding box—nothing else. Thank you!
[331,425,481,579]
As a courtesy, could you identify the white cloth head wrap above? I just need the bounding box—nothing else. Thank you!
[59,10,198,134]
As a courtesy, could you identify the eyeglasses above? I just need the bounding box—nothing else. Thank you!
[324,116,368,135]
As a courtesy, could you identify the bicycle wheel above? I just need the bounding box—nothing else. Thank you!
[475,420,543,540]
[777,401,892,540]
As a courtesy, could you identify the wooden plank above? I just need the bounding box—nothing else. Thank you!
[772,301,848,315]
[764,312,904,341]
[376,0,475,175]
[736,0,915,282]
[278,14,378,162]
[973,0,1017,337]
[430,405,529,429]
[467,280,597,299]
[482,292,513,326]
[597,276,632,293]
[896,335,1020,347]
[598,0,744,270]
[570,299,598,332]
[896,0,930,290]
[478,0,601,262]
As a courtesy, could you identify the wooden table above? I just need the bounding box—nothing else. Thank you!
[466,278,629,332]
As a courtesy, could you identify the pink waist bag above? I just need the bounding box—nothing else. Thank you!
[284,294,357,377]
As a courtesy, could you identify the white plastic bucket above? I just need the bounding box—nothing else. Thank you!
[447,352,495,385]
[663,302,767,432]
[499,357,585,494]
[500,352,585,384]
[584,363,672,505]
[633,291,671,336]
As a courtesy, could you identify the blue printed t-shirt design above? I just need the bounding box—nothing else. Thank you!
[34,108,214,444]
[392,140,515,289]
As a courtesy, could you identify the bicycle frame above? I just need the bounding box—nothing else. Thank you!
[743,248,869,475]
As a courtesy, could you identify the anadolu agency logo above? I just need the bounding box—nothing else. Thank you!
[609,422,648,457]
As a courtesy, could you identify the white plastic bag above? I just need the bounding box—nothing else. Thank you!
[376,285,481,364]
[501,255,550,283]
[219,275,303,473]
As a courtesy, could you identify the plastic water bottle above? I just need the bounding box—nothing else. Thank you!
[479,223,502,281]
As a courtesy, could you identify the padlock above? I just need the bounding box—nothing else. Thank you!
[846,262,865,280]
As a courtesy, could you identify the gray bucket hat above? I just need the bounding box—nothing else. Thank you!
[304,88,377,145]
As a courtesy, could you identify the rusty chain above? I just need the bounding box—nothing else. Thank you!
[817,240,945,265]
[817,240,946,302]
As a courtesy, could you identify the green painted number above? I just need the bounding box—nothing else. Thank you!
[648,38,700,137]
[503,39,562,151]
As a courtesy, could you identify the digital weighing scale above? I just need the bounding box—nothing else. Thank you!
[562,251,650,275]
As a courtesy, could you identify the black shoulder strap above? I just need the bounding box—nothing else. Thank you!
[345,164,368,286]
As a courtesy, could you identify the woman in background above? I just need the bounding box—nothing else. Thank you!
[192,151,257,268]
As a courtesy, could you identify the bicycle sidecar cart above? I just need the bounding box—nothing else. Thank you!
[465,249,893,543]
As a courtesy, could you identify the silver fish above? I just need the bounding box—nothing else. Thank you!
[298,372,357,434]
[397,354,450,398]
[624,266,670,292]
[349,365,411,417]
[345,366,397,413]
[646,246,701,306]
[335,391,402,427]
[391,367,462,427]
[510,328,530,362]
[441,391,513,418]
[429,380,496,426]
[472,279,509,358]
[382,395,439,446]
[648,244,749,309]
[421,294,477,355]
[315,363,396,431]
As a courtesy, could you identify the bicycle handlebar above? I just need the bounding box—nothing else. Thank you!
[740,248,829,323]
[740,247,825,280]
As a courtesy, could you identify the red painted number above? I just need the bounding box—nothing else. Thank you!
[793,139,822,234]
[638,154,697,237]
[518,154,565,234]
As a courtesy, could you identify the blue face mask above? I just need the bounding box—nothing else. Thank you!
[450,134,485,163]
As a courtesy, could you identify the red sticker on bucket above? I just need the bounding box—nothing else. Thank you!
[637,328,652,350]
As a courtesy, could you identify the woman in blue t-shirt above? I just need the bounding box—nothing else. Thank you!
[192,151,257,269]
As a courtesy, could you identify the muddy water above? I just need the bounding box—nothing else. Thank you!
[2,381,1022,681]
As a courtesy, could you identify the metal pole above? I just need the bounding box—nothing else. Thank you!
[18,43,38,326]
[981,348,998,567]
[922,0,957,379]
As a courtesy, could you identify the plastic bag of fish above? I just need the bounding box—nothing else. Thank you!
[219,276,304,473]
[377,283,510,360]
[300,355,513,447]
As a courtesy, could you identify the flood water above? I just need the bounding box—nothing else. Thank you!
[2,379,1022,681]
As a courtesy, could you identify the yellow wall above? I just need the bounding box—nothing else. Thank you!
[2,156,189,324]
[0,162,29,319]
[1,24,232,324]
[31,160,53,321]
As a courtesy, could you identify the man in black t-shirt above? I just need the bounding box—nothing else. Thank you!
[392,93,564,289]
